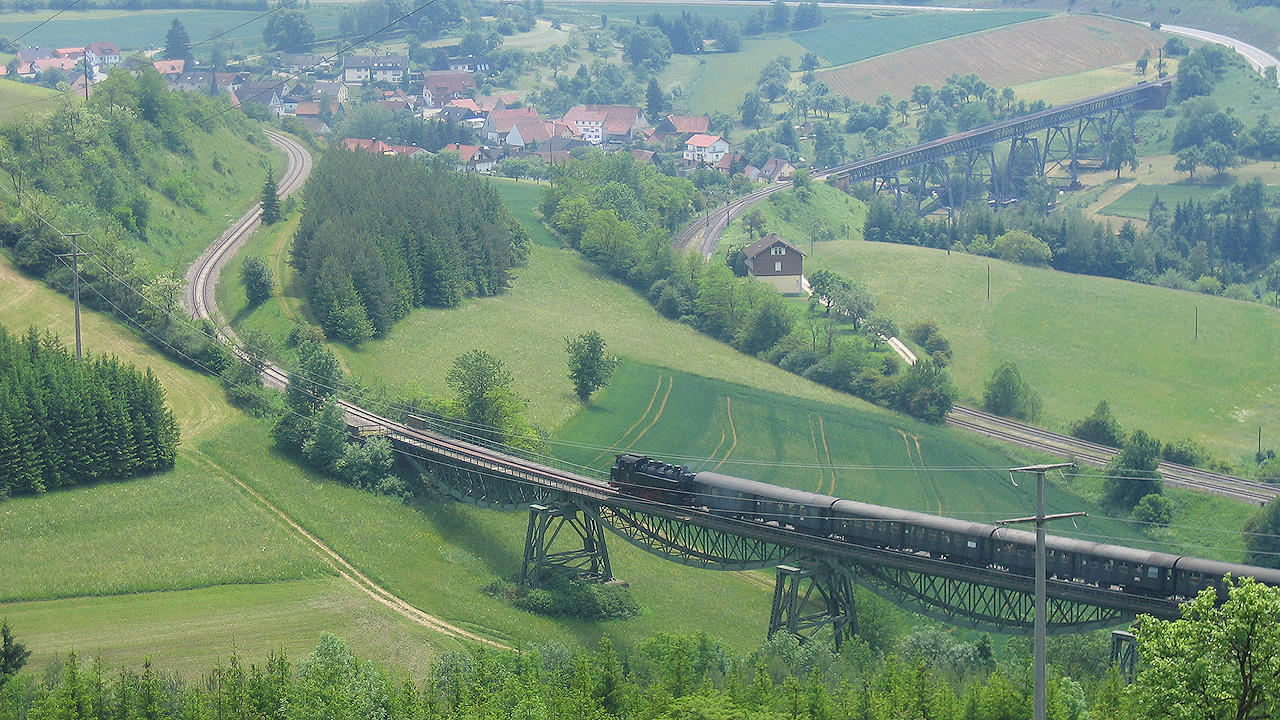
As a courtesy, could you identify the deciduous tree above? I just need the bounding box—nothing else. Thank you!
[1130,577,1280,720]
[240,256,274,306]
[981,362,1042,421]
[565,330,620,403]
[1103,429,1162,510]
[263,9,316,53]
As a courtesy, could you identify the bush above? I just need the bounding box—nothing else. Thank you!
[1161,437,1208,467]
[484,574,640,620]
[1070,400,1124,446]
[981,362,1042,421]
[1131,493,1173,528]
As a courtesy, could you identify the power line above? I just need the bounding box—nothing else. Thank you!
[7,0,84,48]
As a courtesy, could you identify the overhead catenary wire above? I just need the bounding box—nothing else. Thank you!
[31,247,1280,568]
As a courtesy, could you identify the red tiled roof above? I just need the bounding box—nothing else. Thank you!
[342,138,395,154]
[443,143,481,161]
[685,133,723,148]
[32,57,79,72]
[489,107,540,133]
[153,59,185,74]
[667,115,709,133]
[447,98,482,112]
[512,120,554,143]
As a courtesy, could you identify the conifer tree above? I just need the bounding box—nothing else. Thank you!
[164,19,193,65]
[260,168,282,225]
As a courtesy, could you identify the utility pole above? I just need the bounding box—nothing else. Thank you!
[999,463,1083,720]
[55,233,90,360]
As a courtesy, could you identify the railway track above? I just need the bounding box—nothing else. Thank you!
[183,128,312,365]
[948,406,1277,506]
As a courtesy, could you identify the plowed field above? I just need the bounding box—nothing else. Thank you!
[817,15,1166,102]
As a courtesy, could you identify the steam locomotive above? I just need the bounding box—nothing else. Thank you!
[610,453,1280,599]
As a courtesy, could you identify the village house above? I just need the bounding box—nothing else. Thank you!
[312,79,348,104]
[421,70,476,107]
[505,120,566,149]
[560,105,645,145]
[276,53,326,73]
[442,143,497,172]
[759,157,796,182]
[342,55,409,84]
[168,72,239,94]
[482,107,541,145]
[744,233,806,295]
[236,79,291,116]
[85,41,121,68]
[683,134,730,165]
[340,138,428,158]
[647,114,709,142]
[447,55,492,74]
[716,152,742,175]
[152,59,185,76]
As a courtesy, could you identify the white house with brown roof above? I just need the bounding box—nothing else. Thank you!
[422,70,476,107]
[683,134,730,165]
[482,107,541,144]
[744,233,806,295]
[343,55,409,84]
[561,105,645,145]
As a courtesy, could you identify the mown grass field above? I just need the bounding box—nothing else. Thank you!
[0,454,330,602]
[803,239,1280,465]
[817,15,1166,102]
[1009,62,1175,106]
[198,416,784,651]
[662,34,814,117]
[3,578,458,677]
[790,10,1045,67]
[1098,181,1278,220]
[555,362,1256,561]
[0,7,343,51]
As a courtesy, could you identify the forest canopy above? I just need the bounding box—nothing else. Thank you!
[292,151,529,343]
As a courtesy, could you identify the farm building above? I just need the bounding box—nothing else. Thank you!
[744,233,806,295]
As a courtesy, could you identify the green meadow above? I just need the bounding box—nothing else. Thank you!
[1099,181,1275,220]
[660,34,813,116]
[789,10,1046,67]
[0,79,60,123]
[0,7,343,51]
[804,238,1280,466]
[720,183,868,255]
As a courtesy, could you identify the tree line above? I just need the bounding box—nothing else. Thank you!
[541,153,953,423]
[292,150,530,343]
[5,575,1280,719]
[0,325,178,498]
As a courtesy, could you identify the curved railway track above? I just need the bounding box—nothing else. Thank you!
[184,128,312,356]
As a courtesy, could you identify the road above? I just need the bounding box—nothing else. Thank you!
[1163,23,1279,80]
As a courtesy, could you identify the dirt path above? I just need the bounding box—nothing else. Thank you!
[193,450,509,649]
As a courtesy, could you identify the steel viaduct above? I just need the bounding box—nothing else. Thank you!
[677,77,1173,255]
[193,95,1266,655]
